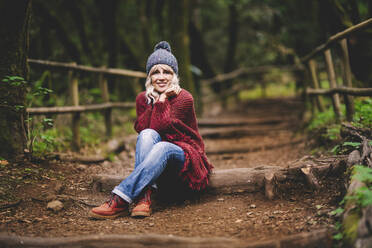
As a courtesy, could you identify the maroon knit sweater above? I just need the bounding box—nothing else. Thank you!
[134,89,213,190]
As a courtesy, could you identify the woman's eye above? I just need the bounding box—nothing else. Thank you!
[152,70,160,75]
[164,70,172,75]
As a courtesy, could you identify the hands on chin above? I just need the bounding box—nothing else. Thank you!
[158,87,181,102]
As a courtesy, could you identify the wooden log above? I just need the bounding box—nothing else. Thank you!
[201,65,303,85]
[28,58,147,78]
[264,171,276,200]
[342,165,367,245]
[339,39,355,121]
[200,125,290,139]
[69,66,80,151]
[0,229,332,248]
[300,167,320,190]
[278,228,332,248]
[99,70,112,137]
[324,49,342,120]
[356,206,372,248]
[206,139,303,155]
[92,160,349,195]
[301,18,372,62]
[26,102,135,115]
[305,87,372,97]
[0,233,244,248]
[93,166,281,194]
[340,123,372,140]
[208,167,279,194]
[308,60,325,112]
[55,153,106,164]
[197,117,284,128]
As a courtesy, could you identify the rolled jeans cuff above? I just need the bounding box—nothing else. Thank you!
[112,187,132,204]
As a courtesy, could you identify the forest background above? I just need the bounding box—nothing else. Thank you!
[0,0,371,160]
[29,0,372,95]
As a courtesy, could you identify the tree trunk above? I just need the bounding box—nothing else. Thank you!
[223,1,238,86]
[0,0,31,160]
[168,0,195,96]
[189,21,215,79]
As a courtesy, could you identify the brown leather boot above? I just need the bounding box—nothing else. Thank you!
[131,187,153,218]
[89,194,129,219]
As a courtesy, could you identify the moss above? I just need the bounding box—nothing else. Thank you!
[343,209,361,245]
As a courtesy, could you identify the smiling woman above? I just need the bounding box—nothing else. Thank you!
[145,64,181,104]
[90,41,213,219]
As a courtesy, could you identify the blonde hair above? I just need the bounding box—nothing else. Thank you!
[145,64,181,104]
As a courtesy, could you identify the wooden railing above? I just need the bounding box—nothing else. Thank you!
[300,18,372,121]
[27,59,145,150]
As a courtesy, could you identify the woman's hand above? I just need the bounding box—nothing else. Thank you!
[158,87,181,102]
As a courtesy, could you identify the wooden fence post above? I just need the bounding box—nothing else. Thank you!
[99,69,112,137]
[304,67,316,119]
[69,63,80,150]
[324,49,342,120]
[308,59,325,112]
[339,39,355,122]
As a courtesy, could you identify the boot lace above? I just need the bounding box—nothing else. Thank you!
[106,194,122,207]
[138,188,152,205]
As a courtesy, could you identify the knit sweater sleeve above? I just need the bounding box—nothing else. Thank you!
[134,92,152,133]
[149,91,194,134]
[149,99,172,133]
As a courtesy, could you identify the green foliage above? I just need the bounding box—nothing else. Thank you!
[2,76,27,87]
[239,80,296,100]
[28,119,58,156]
[26,71,54,108]
[342,142,361,148]
[352,165,372,185]
[332,141,362,155]
[307,98,371,154]
[330,165,372,245]
[333,232,343,241]
[330,207,344,216]
[80,126,101,147]
[352,98,372,129]
[307,106,339,131]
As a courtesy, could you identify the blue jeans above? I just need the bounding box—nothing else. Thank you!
[112,129,185,203]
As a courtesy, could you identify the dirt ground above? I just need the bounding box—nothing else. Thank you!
[0,97,341,242]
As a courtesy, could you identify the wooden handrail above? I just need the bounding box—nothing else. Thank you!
[202,65,303,85]
[28,59,147,78]
[306,87,372,97]
[301,18,372,63]
[26,102,135,115]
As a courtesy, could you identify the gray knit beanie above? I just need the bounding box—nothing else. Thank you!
[146,41,178,75]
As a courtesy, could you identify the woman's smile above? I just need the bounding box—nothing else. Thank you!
[150,65,174,93]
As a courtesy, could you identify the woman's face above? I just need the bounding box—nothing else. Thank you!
[150,64,174,93]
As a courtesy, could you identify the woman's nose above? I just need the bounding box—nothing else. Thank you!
[158,72,166,79]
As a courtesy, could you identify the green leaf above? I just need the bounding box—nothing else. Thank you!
[14,105,24,111]
[333,233,343,240]
[343,142,361,148]
[353,165,372,184]
[334,221,342,230]
[331,145,340,154]
[356,188,372,207]
[330,207,344,215]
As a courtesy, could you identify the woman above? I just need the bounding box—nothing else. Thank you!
[90,41,213,219]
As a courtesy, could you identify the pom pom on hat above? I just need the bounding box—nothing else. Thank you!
[146,41,178,75]
[154,41,171,53]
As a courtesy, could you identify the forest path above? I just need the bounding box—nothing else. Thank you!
[0,97,340,246]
